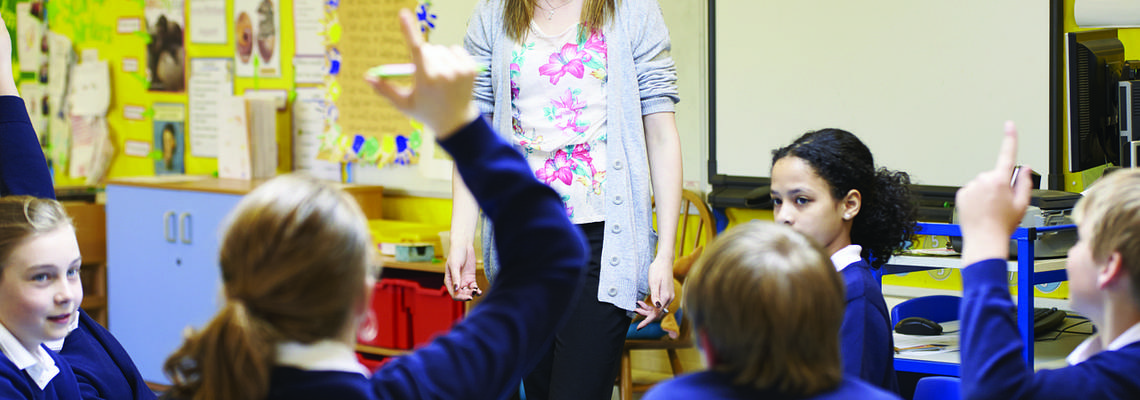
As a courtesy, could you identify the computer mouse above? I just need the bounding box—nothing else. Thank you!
[894,317,943,336]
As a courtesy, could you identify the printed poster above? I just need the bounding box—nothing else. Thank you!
[145,0,187,91]
[153,103,186,175]
[234,0,281,77]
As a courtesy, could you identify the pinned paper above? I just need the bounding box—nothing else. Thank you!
[189,58,234,157]
[153,103,187,175]
[190,0,226,43]
[293,0,326,55]
[68,59,111,117]
[235,0,282,77]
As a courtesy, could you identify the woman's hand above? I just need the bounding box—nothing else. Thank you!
[635,257,675,330]
[444,244,481,301]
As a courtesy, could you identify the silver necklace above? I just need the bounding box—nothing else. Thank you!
[541,0,573,20]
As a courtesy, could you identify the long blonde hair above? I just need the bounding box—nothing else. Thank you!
[0,196,72,275]
[503,0,616,42]
[684,221,845,396]
[163,174,374,400]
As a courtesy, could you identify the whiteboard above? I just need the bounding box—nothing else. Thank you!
[712,0,1052,188]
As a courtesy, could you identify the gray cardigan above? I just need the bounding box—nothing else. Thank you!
[463,0,679,311]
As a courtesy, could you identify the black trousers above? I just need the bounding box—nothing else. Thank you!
[520,222,632,400]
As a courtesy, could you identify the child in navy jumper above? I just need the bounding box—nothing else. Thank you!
[642,221,899,400]
[0,13,153,400]
[956,123,1140,400]
[160,9,588,400]
[769,129,916,392]
[0,196,82,399]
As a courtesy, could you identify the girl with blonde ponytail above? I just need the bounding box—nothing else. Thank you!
[162,9,588,400]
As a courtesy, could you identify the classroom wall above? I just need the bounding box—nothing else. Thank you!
[45,0,299,186]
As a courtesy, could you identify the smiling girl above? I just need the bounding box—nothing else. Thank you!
[770,129,917,393]
[0,196,82,399]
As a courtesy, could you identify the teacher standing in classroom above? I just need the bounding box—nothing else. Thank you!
[448,0,682,398]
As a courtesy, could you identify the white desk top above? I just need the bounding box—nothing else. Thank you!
[894,317,1094,371]
[886,255,1067,273]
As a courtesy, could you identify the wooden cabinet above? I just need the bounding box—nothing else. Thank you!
[106,177,381,384]
[64,201,108,326]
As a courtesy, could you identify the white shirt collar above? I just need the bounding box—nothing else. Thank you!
[0,322,60,389]
[44,312,80,352]
[1067,321,1140,365]
[830,244,863,272]
[276,340,371,377]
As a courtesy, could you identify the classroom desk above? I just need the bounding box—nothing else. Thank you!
[882,222,1076,376]
[893,318,1094,376]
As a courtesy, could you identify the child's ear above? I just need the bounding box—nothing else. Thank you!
[842,189,862,220]
[1098,251,1126,290]
[697,329,718,367]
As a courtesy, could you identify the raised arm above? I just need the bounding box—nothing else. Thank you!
[0,15,53,199]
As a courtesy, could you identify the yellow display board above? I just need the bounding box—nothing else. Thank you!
[43,0,300,185]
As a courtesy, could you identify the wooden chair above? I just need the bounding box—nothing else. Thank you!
[617,189,716,400]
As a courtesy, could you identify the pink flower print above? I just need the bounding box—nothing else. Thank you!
[539,43,591,85]
[583,30,607,58]
[535,149,575,186]
[571,143,593,166]
[551,89,587,134]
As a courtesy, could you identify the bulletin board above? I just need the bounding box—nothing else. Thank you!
[34,0,449,191]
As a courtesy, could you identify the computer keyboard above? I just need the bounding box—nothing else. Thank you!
[1033,307,1067,336]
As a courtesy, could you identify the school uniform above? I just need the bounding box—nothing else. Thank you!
[0,95,53,199]
[267,117,589,399]
[55,309,155,400]
[0,94,153,400]
[641,371,901,400]
[0,320,82,399]
[960,258,1140,400]
[832,245,898,392]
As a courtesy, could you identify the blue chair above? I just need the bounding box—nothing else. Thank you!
[891,295,961,324]
[913,376,961,400]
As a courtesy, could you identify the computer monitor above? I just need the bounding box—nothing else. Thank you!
[1066,30,1125,173]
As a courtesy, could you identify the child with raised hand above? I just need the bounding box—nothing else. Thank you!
[0,196,82,399]
[642,221,900,400]
[769,129,917,391]
[160,8,588,400]
[956,123,1140,399]
[0,14,154,399]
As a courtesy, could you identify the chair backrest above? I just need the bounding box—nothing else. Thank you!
[912,376,961,400]
[668,189,715,283]
[890,295,961,324]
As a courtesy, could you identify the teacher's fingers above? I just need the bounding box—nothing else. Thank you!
[994,121,1019,173]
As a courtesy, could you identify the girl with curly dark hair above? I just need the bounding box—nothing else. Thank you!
[770,128,917,394]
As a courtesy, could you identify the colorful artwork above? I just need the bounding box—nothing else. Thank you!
[317,0,428,168]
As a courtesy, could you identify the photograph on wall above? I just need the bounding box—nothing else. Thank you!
[153,103,186,175]
[145,0,186,91]
[234,0,281,77]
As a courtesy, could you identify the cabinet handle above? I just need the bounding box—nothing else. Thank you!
[180,212,192,244]
[163,211,176,243]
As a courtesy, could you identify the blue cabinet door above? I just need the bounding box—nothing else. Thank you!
[107,185,240,384]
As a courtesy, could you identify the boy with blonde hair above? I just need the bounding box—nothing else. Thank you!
[956,122,1140,399]
[643,222,899,399]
